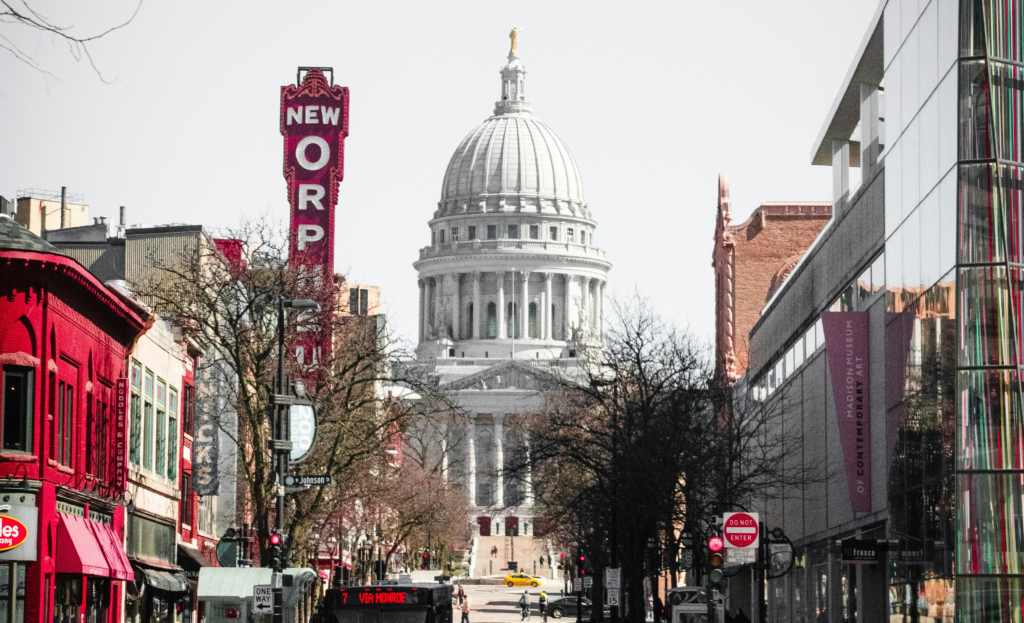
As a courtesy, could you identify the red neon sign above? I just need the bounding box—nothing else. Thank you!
[338,589,421,607]
[280,68,349,278]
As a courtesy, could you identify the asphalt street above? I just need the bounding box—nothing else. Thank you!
[457,582,573,623]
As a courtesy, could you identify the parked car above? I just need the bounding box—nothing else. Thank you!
[504,573,544,587]
[545,597,610,619]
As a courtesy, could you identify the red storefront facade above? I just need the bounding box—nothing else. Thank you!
[0,217,148,623]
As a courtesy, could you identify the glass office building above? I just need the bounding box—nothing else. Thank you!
[739,1,1023,620]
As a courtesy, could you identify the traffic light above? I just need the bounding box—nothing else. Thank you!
[270,533,283,546]
[707,537,725,584]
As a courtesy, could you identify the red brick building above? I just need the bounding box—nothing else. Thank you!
[712,174,831,382]
[0,215,149,623]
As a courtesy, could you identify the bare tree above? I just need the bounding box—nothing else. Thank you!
[514,293,813,623]
[1,0,143,79]
[132,215,455,563]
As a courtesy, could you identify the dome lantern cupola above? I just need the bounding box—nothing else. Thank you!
[495,51,531,116]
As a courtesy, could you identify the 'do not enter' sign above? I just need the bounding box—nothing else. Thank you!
[723,512,760,549]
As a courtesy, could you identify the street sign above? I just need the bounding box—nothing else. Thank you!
[722,512,759,549]
[284,475,332,486]
[606,589,620,606]
[605,568,621,589]
[573,579,582,592]
[584,577,593,589]
[253,585,273,614]
[677,550,694,571]
[728,548,756,564]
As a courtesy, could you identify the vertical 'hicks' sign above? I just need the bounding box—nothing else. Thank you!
[821,312,872,513]
[281,68,350,275]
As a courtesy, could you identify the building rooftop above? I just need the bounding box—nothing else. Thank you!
[0,214,63,254]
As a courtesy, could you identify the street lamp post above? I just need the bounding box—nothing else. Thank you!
[272,298,318,623]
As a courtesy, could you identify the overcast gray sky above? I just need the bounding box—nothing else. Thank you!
[0,1,879,346]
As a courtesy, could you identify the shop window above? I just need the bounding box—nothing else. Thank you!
[182,472,194,527]
[57,381,74,467]
[182,384,194,438]
[0,562,26,623]
[168,389,178,483]
[529,225,539,240]
[143,370,154,472]
[53,575,80,623]
[84,578,109,623]
[468,225,477,240]
[1,367,33,454]
[486,225,497,240]
[156,380,166,477]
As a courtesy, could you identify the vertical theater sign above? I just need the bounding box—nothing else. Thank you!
[281,67,350,364]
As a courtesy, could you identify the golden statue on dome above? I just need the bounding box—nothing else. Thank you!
[509,27,519,54]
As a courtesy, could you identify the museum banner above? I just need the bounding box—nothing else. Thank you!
[821,311,872,513]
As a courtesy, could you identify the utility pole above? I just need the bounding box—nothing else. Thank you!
[271,298,318,623]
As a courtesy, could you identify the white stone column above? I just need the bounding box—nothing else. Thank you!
[451,273,461,341]
[435,275,446,338]
[544,273,553,340]
[493,415,504,508]
[472,272,482,340]
[581,277,591,333]
[520,271,530,339]
[496,271,506,340]
[564,274,573,338]
[599,280,606,336]
[425,278,434,338]
[418,279,425,343]
[467,417,477,506]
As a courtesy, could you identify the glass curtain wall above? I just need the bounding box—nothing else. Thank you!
[956,1,1024,618]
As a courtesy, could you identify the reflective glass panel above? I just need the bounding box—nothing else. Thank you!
[988,62,1024,164]
[957,473,1024,574]
[958,369,1024,471]
[857,265,872,305]
[980,0,1024,63]
[957,577,1024,622]
[959,163,1005,263]
[960,61,992,161]
[958,266,1016,366]
[888,228,904,312]
[903,209,921,296]
[872,253,886,292]
[920,193,941,288]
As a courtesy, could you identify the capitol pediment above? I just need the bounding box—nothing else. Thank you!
[447,360,561,392]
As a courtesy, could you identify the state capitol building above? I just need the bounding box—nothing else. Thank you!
[413,43,610,540]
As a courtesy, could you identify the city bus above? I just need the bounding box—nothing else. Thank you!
[320,583,453,623]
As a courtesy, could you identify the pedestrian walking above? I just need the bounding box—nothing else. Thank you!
[519,591,530,621]
[539,555,545,567]
[460,597,470,623]
[653,594,664,623]
[538,591,548,622]
[457,585,465,605]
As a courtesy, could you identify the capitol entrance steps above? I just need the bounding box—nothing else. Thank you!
[475,535,556,580]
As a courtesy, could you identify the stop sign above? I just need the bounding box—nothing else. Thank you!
[723,512,760,548]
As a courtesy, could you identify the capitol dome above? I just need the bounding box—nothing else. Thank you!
[435,52,589,218]
[415,47,610,362]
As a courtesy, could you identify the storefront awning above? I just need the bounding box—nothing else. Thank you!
[135,565,189,593]
[56,513,133,581]
[178,544,215,577]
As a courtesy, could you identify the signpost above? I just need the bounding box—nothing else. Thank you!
[607,589,620,607]
[583,577,593,589]
[254,585,274,614]
[573,578,582,592]
[728,548,756,564]
[605,568,621,589]
[722,512,759,549]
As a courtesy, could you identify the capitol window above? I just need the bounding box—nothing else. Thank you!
[487,225,497,240]
[529,225,539,240]
[567,228,575,243]
[469,226,477,240]
[580,231,587,245]
[549,226,558,241]
[439,230,445,244]
[451,227,459,242]
[508,224,519,239]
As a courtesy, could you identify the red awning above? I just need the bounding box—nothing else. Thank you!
[55,513,132,580]
[89,519,133,581]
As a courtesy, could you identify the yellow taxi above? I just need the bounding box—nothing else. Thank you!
[504,573,544,587]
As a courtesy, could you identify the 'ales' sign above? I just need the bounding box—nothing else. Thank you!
[0,515,28,552]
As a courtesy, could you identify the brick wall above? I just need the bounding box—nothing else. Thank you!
[713,174,830,381]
